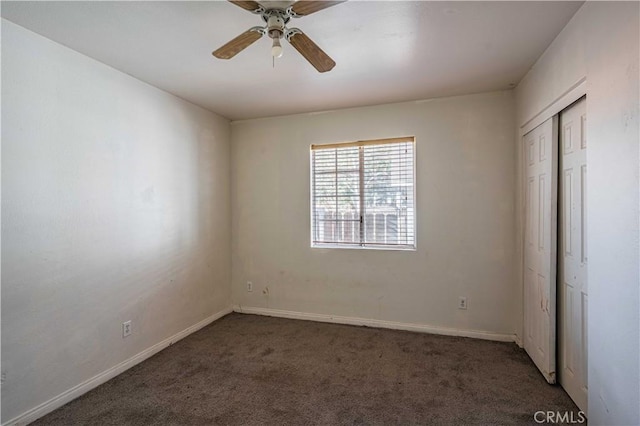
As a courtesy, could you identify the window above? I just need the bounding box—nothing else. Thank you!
[311,136,416,250]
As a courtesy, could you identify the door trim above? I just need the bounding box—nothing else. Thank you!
[521,78,586,135]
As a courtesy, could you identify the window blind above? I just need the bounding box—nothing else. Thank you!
[311,137,415,249]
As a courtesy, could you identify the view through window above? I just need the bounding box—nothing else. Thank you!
[311,137,415,249]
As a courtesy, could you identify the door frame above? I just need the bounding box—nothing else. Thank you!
[518,78,587,374]
[520,78,586,136]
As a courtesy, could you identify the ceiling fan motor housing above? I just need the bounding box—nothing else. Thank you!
[266,13,286,39]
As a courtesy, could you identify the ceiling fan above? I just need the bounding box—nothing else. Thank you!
[212,1,346,73]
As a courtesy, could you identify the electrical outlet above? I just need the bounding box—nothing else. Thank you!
[122,320,132,337]
[247,281,253,292]
[458,297,468,310]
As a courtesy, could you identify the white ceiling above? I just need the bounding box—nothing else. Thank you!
[2,1,582,120]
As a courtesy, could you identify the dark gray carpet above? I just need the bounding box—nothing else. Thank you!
[33,313,579,425]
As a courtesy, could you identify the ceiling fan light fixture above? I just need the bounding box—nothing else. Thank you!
[271,37,283,58]
[214,0,345,72]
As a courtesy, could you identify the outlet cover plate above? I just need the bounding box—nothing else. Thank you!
[123,320,132,337]
[458,297,468,310]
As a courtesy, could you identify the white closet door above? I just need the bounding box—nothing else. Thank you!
[559,97,588,413]
[523,116,558,383]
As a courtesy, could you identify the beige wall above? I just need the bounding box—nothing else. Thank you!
[1,20,231,423]
[231,91,517,337]
[515,2,640,423]
[6,2,638,424]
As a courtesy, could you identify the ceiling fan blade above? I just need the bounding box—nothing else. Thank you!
[291,1,346,16]
[228,0,262,12]
[287,29,335,73]
[212,28,263,59]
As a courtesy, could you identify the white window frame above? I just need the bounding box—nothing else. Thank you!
[310,136,417,251]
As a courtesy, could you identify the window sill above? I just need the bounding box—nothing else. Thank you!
[311,243,416,252]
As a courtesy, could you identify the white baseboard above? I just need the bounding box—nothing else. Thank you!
[4,305,233,426]
[513,333,524,348]
[233,305,516,343]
